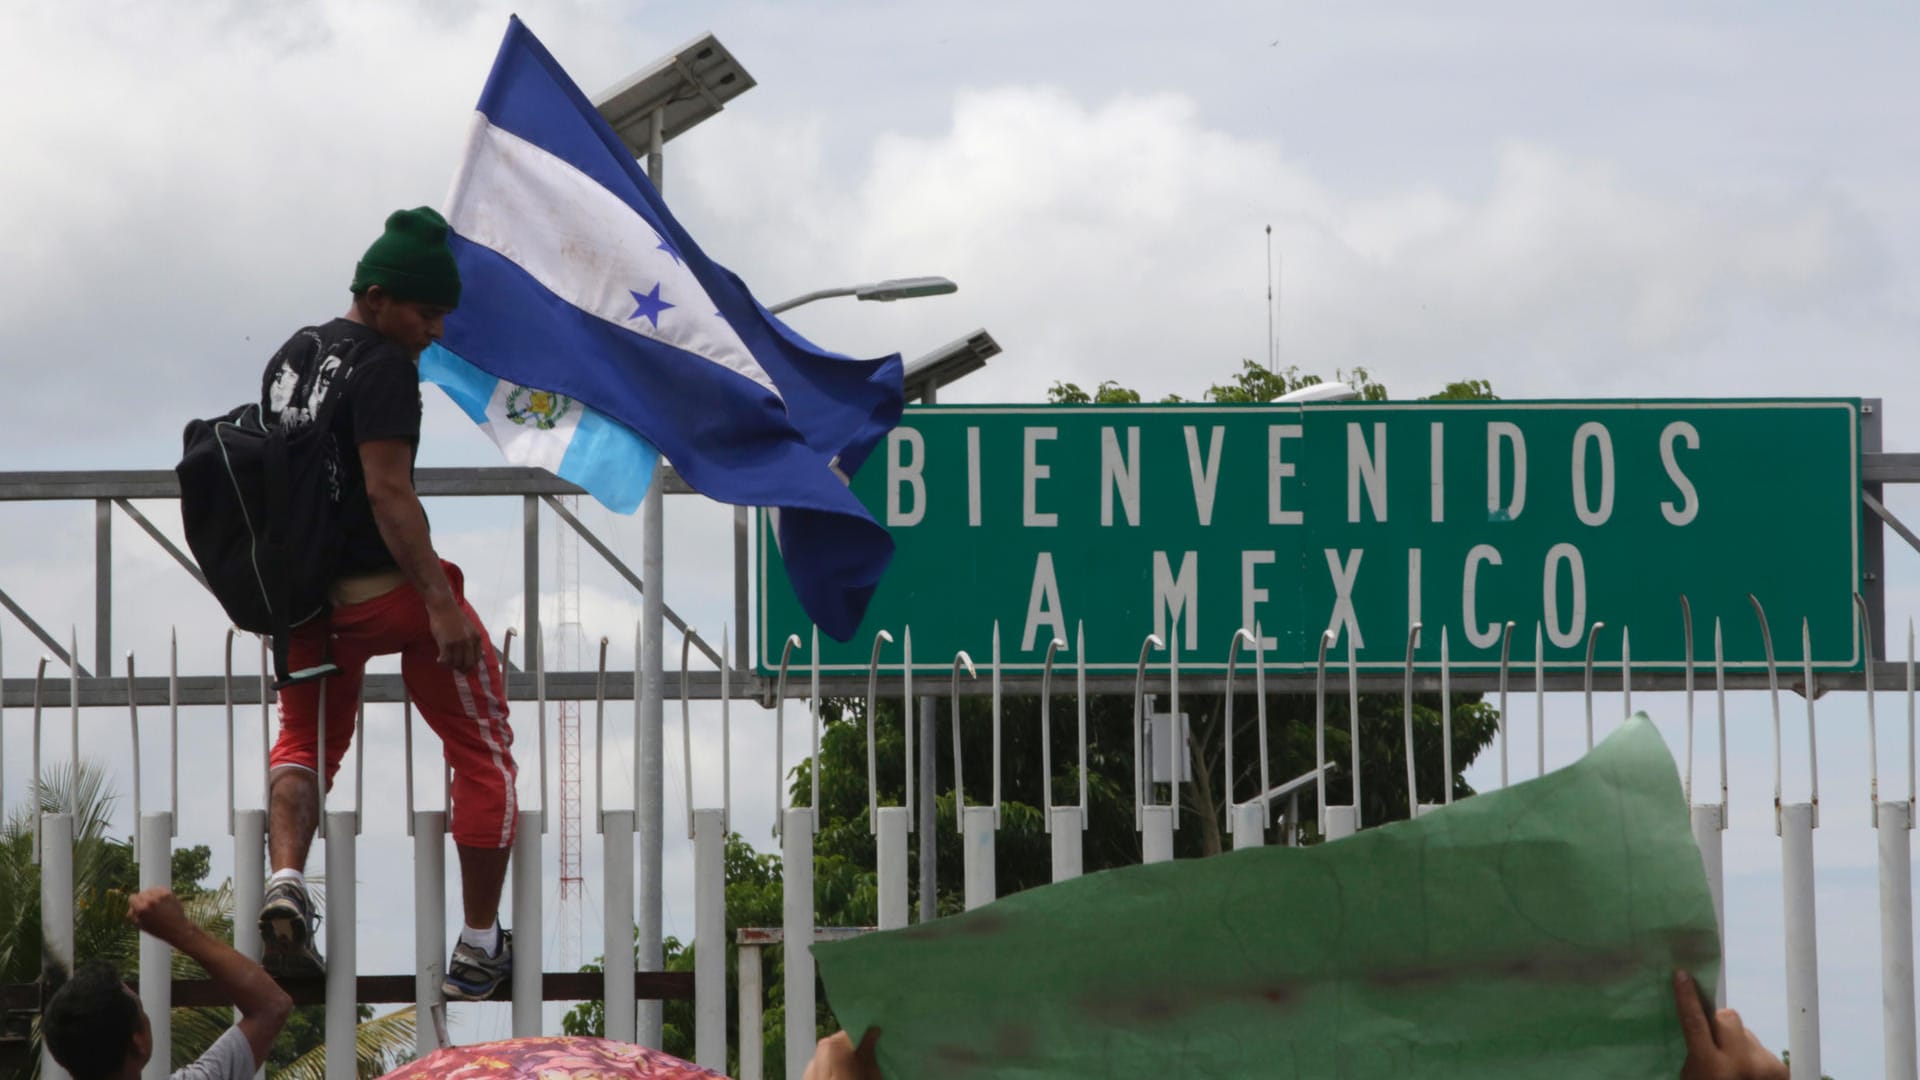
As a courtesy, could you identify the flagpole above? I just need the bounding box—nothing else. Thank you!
[637,104,667,1050]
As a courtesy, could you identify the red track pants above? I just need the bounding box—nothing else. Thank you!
[268,560,519,849]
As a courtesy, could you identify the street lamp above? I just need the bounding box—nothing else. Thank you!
[596,34,755,159]
[768,276,959,315]
[1275,382,1360,403]
[903,329,1001,403]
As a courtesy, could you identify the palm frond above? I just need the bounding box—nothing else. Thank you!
[274,1007,418,1080]
[0,762,140,981]
[180,879,237,942]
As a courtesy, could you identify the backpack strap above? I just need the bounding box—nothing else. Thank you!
[264,349,355,689]
[263,424,339,689]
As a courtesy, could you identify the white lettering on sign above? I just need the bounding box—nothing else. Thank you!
[1326,548,1364,649]
[1022,552,1066,652]
[1407,548,1422,631]
[966,426,982,527]
[1572,422,1615,526]
[1185,425,1225,527]
[1430,422,1445,523]
[1242,550,1277,651]
[1661,421,1700,526]
[1543,542,1587,648]
[1463,544,1503,648]
[1101,426,1141,527]
[886,427,925,527]
[1268,424,1303,525]
[1348,422,1387,523]
[1487,422,1526,521]
[1153,550,1199,651]
[1023,426,1058,527]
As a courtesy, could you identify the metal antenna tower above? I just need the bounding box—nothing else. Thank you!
[556,493,585,970]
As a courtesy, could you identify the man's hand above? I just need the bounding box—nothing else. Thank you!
[129,888,201,949]
[1674,970,1787,1080]
[428,600,482,672]
[133,887,293,1070]
[803,1030,882,1080]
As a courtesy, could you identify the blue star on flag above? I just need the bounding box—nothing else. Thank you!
[655,234,685,266]
[628,283,674,328]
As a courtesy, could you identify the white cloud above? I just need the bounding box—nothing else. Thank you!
[669,85,1891,407]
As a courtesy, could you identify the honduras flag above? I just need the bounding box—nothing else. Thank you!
[434,17,904,640]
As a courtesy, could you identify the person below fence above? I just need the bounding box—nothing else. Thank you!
[791,972,1788,1080]
[254,206,519,1001]
[41,888,293,1080]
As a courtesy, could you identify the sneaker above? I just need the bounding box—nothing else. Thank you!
[258,878,324,978]
[441,928,512,1001]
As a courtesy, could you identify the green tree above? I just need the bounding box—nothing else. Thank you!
[1046,379,1144,404]
[1,763,140,994]
[268,1004,416,1080]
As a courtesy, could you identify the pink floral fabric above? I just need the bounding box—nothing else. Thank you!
[381,1036,729,1080]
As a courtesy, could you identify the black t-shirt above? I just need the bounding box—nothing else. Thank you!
[259,318,422,575]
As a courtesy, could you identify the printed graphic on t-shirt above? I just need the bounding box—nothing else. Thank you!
[268,343,345,430]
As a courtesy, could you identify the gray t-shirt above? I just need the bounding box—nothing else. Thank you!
[170,1025,255,1080]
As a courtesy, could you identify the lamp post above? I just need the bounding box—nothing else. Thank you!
[595,33,753,1050]
[772,287,997,926]
[895,331,1004,921]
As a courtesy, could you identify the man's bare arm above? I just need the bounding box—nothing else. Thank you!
[130,889,293,1070]
[360,437,481,670]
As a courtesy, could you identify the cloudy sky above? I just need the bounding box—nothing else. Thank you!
[4,0,1920,1073]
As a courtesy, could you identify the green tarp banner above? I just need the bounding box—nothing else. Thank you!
[815,716,1720,1078]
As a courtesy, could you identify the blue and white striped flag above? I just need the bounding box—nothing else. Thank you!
[432,17,903,641]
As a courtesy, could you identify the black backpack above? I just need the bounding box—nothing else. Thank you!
[177,383,347,688]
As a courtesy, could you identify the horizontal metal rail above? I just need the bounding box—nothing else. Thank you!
[0,973,692,1010]
[1866,453,1920,483]
[0,664,1884,709]
[0,671,749,707]
[0,466,696,501]
[736,926,874,946]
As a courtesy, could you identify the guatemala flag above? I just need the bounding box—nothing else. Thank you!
[433,17,904,640]
[419,346,657,514]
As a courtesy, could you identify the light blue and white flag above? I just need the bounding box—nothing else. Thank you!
[420,346,657,514]
[434,17,903,641]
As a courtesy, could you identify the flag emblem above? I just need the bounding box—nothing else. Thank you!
[505,386,571,430]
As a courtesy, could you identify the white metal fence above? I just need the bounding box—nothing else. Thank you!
[15,595,1919,1080]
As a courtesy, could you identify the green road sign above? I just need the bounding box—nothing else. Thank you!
[759,400,1863,675]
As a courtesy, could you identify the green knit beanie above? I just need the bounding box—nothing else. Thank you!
[351,207,462,308]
